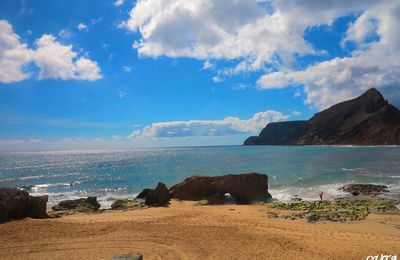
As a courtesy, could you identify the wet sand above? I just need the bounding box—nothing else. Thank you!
[0,200,399,259]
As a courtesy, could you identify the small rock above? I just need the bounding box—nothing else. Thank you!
[267,212,279,218]
[306,213,319,223]
[111,254,143,260]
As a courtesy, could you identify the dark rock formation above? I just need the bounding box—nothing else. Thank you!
[136,188,152,199]
[244,88,400,145]
[0,187,48,223]
[28,195,49,218]
[339,184,389,196]
[245,121,307,145]
[144,182,170,207]
[51,197,100,212]
[169,173,272,204]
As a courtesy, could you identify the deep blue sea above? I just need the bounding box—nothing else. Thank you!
[0,146,399,208]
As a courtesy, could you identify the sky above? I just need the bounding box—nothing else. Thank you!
[0,0,400,151]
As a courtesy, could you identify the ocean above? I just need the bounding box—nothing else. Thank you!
[0,146,399,208]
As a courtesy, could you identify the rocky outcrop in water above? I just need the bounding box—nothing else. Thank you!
[0,187,48,223]
[169,173,272,204]
[51,197,100,212]
[244,88,400,145]
[339,184,389,196]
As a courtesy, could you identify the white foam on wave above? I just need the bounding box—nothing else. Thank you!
[29,186,135,210]
[0,172,81,183]
[269,183,351,202]
[29,181,81,192]
[270,181,400,202]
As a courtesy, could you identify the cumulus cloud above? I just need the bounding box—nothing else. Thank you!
[123,0,400,109]
[0,20,101,83]
[0,20,33,83]
[123,0,316,70]
[258,1,400,109]
[34,35,101,80]
[129,110,288,138]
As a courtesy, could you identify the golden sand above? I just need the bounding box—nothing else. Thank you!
[0,200,399,260]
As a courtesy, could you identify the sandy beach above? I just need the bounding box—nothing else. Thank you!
[0,200,399,260]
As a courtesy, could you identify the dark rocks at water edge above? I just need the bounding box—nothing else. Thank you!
[339,184,389,196]
[0,187,48,223]
[169,173,272,204]
[136,182,170,207]
[244,88,400,145]
[145,182,170,206]
[51,196,100,212]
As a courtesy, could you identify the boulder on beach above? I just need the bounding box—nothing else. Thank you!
[0,187,49,223]
[144,182,170,207]
[29,195,49,219]
[339,184,389,196]
[51,196,100,212]
[111,199,147,210]
[169,173,272,204]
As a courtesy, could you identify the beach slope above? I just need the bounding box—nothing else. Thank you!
[0,200,399,259]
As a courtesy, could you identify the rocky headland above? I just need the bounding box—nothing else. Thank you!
[244,88,400,145]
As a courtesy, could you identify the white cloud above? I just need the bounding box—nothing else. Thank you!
[58,29,72,39]
[258,2,400,109]
[114,0,125,7]
[212,75,223,83]
[202,60,215,70]
[342,11,377,45]
[123,65,132,73]
[129,110,288,138]
[257,71,291,89]
[0,20,102,83]
[291,110,302,117]
[77,23,88,31]
[123,0,318,69]
[34,34,102,81]
[0,20,33,83]
[91,17,102,25]
[124,1,400,109]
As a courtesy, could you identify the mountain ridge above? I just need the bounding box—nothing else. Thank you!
[244,88,400,145]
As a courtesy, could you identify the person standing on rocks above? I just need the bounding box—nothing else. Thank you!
[319,192,324,202]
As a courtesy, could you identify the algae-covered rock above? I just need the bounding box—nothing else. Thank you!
[193,199,209,206]
[270,197,398,223]
[111,199,147,210]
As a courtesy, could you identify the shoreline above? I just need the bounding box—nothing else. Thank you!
[1,200,399,259]
[23,181,400,210]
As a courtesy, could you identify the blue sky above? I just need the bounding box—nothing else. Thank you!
[0,0,399,151]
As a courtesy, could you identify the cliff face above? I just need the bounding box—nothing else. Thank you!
[244,88,400,145]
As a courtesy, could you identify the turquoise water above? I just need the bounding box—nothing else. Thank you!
[0,146,399,208]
